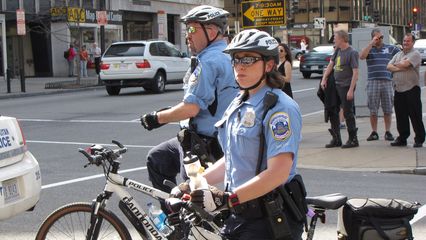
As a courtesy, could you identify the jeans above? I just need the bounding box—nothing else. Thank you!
[80,60,88,77]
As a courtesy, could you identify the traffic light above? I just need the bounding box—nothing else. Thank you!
[413,7,418,22]
[290,0,299,15]
[373,10,380,22]
[365,0,371,6]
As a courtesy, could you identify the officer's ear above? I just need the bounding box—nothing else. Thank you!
[265,59,276,73]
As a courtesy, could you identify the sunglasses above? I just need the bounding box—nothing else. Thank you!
[186,26,201,34]
[232,56,263,67]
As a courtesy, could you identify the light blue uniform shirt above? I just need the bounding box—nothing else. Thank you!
[183,40,238,137]
[215,86,302,192]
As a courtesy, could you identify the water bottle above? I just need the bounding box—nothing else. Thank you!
[147,202,172,235]
[183,154,208,190]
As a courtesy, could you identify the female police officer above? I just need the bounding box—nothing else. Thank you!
[188,29,304,239]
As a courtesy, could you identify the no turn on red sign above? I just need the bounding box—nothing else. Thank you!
[96,11,107,26]
[16,9,26,35]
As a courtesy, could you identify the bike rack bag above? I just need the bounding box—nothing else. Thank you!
[337,198,420,240]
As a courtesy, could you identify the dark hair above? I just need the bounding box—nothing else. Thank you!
[274,37,281,44]
[404,33,416,42]
[264,57,284,89]
[279,43,293,65]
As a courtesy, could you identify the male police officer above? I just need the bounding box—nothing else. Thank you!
[140,5,238,211]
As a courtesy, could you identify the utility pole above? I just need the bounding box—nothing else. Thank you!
[319,0,325,44]
[18,0,25,92]
[100,0,105,55]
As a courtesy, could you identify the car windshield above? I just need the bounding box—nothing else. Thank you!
[104,44,145,57]
[312,46,334,53]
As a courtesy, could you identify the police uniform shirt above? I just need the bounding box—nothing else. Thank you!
[183,40,238,137]
[215,86,302,192]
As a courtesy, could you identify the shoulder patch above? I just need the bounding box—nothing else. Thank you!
[269,112,291,141]
[189,65,202,86]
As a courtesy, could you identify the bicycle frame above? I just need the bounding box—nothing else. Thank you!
[89,171,222,240]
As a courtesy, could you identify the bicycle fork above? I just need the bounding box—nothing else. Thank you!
[86,191,112,240]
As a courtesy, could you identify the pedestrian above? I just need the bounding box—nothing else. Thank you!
[66,44,76,77]
[321,30,359,148]
[278,43,293,98]
[79,45,89,77]
[300,38,308,53]
[387,33,425,148]
[359,28,400,142]
[140,5,238,212]
[177,29,305,239]
[91,43,102,75]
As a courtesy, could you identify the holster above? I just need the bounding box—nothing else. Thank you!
[262,191,293,240]
[177,128,223,168]
[279,174,308,230]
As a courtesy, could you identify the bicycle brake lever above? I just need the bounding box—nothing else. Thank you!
[112,140,124,148]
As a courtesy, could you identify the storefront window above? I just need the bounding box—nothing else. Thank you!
[24,0,35,13]
[40,0,51,14]
[82,0,93,9]
[53,0,66,7]
[126,21,152,40]
[104,29,122,47]
[6,0,18,11]
[68,0,79,7]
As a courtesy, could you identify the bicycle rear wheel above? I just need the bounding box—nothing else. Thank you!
[36,202,132,240]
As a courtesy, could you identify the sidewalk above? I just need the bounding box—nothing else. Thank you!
[0,75,425,174]
[0,75,101,99]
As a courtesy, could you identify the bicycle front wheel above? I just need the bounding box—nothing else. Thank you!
[36,202,132,240]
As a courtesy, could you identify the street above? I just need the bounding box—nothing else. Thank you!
[0,68,425,239]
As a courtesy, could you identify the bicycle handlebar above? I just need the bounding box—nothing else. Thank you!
[78,140,128,166]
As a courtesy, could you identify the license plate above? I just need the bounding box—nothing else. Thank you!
[311,66,319,70]
[3,178,20,204]
[113,63,128,69]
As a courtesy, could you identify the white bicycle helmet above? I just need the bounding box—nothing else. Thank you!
[180,5,229,32]
[224,29,279,62]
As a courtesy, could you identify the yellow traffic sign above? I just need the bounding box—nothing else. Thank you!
[242,0,286,28]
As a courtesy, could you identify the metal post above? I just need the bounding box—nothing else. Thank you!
[18,0,25,92]
[319,0,324,44]
[100,0,105,54]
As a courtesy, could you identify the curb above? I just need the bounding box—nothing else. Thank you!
[0,85,104,100]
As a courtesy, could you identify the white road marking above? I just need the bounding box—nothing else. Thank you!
[411,205,426,225]
[27,140,154,148]
[20,119,139,123]
[302,110,323,117]
[41,167,147,189]
[293,87,316,93]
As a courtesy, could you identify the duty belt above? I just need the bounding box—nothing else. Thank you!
[230,198,264,220]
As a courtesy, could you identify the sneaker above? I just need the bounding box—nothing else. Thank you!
[384,131,394,141]
[366,131,379,141]
[390,137,407,147]
[413,142,423,148]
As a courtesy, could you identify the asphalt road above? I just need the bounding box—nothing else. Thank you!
[0,69,425,239]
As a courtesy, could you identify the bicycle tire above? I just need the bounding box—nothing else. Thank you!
[35,202,132,240]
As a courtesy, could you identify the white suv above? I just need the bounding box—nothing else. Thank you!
[414,39,426,65]
[100,40,191,95]
[0,116,41,220]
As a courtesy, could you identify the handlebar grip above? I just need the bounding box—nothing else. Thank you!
[79,148,94,161]
[185,201,215,222]
[78,148,104,164]
[112,140,124,148]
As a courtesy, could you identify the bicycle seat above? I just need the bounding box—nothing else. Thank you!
[306,193,347,210]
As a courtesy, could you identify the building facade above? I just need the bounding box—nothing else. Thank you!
[225,0,426,49]
[0,0,224,78]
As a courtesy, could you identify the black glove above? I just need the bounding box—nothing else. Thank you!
[140,107,170,130]
[190,185,229,212]
[171,181,191,199]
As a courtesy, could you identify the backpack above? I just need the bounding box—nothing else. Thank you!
[338,198,420,240]
[64,50,69,59]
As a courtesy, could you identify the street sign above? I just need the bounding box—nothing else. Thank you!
[314,17,326,29]
[16,9,25,36]
[242,0,286,28]
[96,11,107,26]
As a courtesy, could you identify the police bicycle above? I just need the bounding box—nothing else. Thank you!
[35,140,225,240]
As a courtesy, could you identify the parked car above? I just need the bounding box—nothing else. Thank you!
[414,39,426,65]
[100,40,191,95]
[0,115,41,220]
[299,45,335,79]
[291,47,304,60]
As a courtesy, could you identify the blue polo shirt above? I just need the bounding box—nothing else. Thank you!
[182,40,238,137]
[215,86,302,191]
[366,44,400,81]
